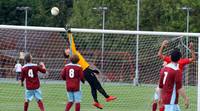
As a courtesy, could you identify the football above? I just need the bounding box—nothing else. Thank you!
[51,7,59,16]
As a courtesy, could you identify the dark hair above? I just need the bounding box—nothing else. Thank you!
[24,53,32,63]
[170,48,181,62]
[70,54,79,64]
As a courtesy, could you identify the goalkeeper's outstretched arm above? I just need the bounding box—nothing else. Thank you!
[65,31,90,70]
[67,32,77,55]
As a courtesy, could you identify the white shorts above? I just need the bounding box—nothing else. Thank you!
[67,91,82,103]
[164,104,181,111]
[154,92,160,100]
[25,88,42,102]
[153,87,160,100]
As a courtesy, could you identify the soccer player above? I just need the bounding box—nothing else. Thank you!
[152,61,167,111]
[61,54,84,111]
[20,53,46,111]
[14,59,22,81]
[64,31,117,109]
[159,49,189,111]
[152,40,195,111]
[158,40,196,76]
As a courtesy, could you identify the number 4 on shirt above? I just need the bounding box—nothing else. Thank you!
[28,69,34,78]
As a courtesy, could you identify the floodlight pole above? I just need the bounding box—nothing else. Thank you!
[93,6,108,79]
[134,0,140,86]
[179,7,191,57]
[16,6,31,53]
[179,6,191,85]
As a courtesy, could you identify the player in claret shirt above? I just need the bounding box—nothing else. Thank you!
[61,54,85,111]
[158,40,195,78]
[159,49,189,111]
[20,53,46,111]
[152,40,195,111]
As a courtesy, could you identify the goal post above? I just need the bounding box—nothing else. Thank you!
[198,36,200,111]
[0,25,199,111]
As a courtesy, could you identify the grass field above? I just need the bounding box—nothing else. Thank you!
[0,80,197,111]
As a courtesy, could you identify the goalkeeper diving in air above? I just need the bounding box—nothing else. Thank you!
[64,30,117,109]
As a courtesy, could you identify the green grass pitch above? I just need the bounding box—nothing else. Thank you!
[0,82,197,111]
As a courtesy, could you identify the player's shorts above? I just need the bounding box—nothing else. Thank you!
[67,91,82,103]
[154,92,160,100]
[25,88,42,102]
[153,87,160,100]
[164,104,181,111]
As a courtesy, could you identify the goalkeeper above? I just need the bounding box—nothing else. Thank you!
[64,31,117,109]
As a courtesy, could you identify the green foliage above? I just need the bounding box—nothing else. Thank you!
[0,0,200,32]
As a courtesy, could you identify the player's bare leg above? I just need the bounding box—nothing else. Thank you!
[152,87,160,111]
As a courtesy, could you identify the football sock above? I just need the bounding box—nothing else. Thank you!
[75,103,80,111]
[152,102,157,111]
[65,102,73,111]
[24,102,29,111]
[98,87,109,98]
[159,107,164,111]
[37,100,45,111]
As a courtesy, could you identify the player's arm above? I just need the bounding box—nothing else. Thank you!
[188,42,196,62]
[158,70,164,89]
[20,70,25,87]
[64,32,77,58]
[61,68,66,80]
[64,49,70,58]
[13,64,16,71]
[38,62,46,73]
[68,32,77,55]
[180,42,196,65]
[158,40,168,59]
[178,88,189,109]
[79,68,85,83]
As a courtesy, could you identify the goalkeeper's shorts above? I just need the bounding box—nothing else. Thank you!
[83,68,102,89]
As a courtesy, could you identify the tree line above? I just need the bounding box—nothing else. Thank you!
[0,0,200,32]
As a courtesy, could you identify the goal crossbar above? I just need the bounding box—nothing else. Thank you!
[0,25,200,37]
[0,25,200,111]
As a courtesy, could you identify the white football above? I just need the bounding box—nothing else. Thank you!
[51,7,59,16]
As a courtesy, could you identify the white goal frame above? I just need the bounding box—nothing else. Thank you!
[0,25,200,111]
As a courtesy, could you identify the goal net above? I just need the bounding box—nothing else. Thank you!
[0,25,199,111]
